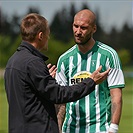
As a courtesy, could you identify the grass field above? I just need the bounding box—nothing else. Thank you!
[0,77,8,133]
[0,71,133,133]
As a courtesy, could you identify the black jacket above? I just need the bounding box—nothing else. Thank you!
[4,41,95,133]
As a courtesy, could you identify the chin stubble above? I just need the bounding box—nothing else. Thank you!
[76,36,91,45]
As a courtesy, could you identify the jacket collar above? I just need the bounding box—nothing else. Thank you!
[17,41,48,61]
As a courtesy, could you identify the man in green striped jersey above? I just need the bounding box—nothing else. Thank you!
[56,9,125,133]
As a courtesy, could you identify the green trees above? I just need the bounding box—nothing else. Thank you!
[0,3,133,68]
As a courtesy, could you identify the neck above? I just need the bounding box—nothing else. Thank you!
[30,41,41,51]
[77,38,95,54]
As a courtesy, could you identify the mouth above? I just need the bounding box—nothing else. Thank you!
[75,36,83,41]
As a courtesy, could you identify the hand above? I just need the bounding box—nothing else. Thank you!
[90,66,110,85]
[47,63,57,78]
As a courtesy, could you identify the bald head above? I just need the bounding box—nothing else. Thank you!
[74,9,96,26]
[72,9,97,46]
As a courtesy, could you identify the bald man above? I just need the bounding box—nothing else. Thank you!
[56,9,125,133]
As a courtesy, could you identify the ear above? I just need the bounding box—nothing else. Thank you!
[93,25,97,33]
[38,32,43,41]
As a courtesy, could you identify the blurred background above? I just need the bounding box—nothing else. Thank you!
[0,0,133,133]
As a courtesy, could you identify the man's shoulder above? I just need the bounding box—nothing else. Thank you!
[97,41,115,50]
[58,45,77,61]
[96,41,118,56]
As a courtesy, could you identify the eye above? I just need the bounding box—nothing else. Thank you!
[81,26,87,30]
[73,24,78,28]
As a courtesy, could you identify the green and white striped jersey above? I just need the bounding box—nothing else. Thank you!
[56,41,125,133]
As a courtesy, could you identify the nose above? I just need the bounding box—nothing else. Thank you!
[76,27,81,34]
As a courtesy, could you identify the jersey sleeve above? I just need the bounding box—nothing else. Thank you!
[106,51,125,89]
[55,58,68,86]
[107,68,125,89]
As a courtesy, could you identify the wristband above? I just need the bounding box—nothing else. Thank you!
[109,123,118,133]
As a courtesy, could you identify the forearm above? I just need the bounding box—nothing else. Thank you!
[56,104,66,133]
[109,88,122,133]
[111,96,122,124]
[111,89,122,124]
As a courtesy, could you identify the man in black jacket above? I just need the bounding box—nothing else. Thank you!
[4,13,110,133]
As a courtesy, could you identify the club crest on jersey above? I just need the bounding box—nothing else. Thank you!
[70,71,91,85]
[91,60,96,66]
